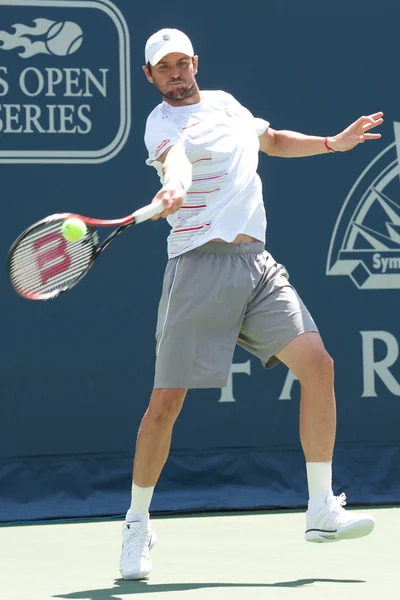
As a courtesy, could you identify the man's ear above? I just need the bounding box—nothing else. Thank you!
[142,64,154,84]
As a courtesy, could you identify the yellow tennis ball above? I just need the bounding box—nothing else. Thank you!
[61,218,87,242]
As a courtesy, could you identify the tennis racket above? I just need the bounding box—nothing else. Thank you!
[7,199,164,301]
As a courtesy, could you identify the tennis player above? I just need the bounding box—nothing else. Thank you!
[120,28,383,580]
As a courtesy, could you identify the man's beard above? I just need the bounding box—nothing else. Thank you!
[157,80,197,102]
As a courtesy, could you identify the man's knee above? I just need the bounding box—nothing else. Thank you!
[301,349,334,386]
[147,388,187,426]
[278,332,334,385]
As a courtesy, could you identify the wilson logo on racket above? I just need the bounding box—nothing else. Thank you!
[33,233,72,285]
[327,121,400,290]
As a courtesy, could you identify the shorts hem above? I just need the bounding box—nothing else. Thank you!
[153,380,228,389]
[261,327,319,370]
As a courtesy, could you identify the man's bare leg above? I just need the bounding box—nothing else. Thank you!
[277,332,336,464]
[277,332,335,505]
[126,388,187,523]
[276,332,374,542]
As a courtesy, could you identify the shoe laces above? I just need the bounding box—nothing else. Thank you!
[125,524,150,559]
[327,492,347,513]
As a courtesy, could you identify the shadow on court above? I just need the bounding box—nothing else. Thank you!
[54,578,366,599]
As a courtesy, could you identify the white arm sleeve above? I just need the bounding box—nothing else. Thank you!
[254,117,270,136]
[144,119,182,167]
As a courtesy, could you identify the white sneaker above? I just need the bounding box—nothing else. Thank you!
[119,521,157,580]
[305,493,375,543]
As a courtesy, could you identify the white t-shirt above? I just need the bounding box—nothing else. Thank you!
[144,90,269,258]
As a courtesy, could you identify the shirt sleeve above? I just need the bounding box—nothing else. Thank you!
[254,117,270,136]
[224,92,270,137]
[144,117,182,167]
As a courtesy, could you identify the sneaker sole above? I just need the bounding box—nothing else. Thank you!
[305,518,375,543]
[122,568,152,581]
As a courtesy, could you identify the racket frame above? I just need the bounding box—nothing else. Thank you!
[7,200,164,300]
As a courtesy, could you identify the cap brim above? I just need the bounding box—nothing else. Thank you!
[150,44,193,66]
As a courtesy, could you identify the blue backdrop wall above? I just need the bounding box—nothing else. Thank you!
[1,0,400,522]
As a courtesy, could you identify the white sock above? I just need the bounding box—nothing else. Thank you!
[125,483,154,526]
[306,462,333,513]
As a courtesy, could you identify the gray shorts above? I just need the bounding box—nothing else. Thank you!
[154,241,318,389]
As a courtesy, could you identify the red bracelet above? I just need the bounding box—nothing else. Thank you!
[324,137,336,153]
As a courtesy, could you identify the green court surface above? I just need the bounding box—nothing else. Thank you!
[0,507,397,600]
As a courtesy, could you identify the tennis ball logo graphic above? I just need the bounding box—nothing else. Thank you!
[45,21,83,56]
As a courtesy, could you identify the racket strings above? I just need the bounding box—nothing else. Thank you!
[9,221,95,299]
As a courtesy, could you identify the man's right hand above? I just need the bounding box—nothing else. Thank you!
[151,182,186,220]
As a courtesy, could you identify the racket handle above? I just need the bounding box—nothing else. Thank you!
[133,199,164,224]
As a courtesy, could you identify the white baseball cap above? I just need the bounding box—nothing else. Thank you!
[145,28,194,66]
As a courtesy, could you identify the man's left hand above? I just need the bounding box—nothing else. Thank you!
[328,112,384,152]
